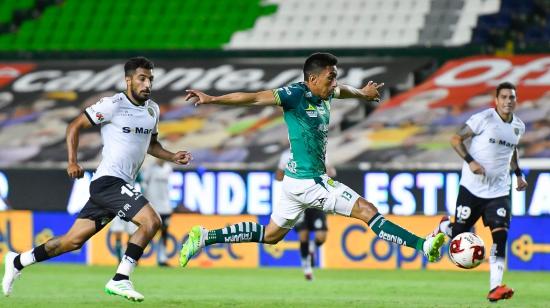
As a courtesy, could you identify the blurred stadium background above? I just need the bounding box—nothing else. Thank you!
[0,0,549,306]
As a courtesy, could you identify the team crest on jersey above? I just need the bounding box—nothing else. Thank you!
[514,128,519,136]
[95,112,104,122]
[147,107,155,117]
[305,104,318,117]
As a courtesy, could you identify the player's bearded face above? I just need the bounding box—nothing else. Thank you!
[128,68,153,102]
[495,88,516,115]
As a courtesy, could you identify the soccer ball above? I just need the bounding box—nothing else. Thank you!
[449,232,485,269]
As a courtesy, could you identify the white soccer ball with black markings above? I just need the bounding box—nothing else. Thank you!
[449,232,485,269]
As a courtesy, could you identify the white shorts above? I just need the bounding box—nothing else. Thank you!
[109,216,138,234]
[272,174,360,229]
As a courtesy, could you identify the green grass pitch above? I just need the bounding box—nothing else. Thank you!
[1,264,548,307]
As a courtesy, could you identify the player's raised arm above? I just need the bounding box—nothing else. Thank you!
[450,124,485,175]
[336,81,384,101]
[185,89,277,107]
[147,134,192,165]
[66,113,94,178]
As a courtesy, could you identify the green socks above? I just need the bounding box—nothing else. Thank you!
[205,222,265,246]
[368,213,424,251]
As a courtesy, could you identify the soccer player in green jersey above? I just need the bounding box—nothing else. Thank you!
[179,52,445,267]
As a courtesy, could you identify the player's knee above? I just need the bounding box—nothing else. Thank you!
[355,199,378,222]
[138,214,161,235]
[150,215,162,232]
[315,236,326,246]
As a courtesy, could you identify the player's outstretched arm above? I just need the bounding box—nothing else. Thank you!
[337,81,384,101]
[451,124,485,175]
[66,113,93,179]
[185,89,277,107]
[511,148,528,191]
[147,134,192,165]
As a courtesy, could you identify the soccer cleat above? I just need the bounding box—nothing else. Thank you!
[2,251,21,296]
[423,233,446,262]
[104,279,144,302]
[430,216,451,238]
[179,225,206,267]
[487,285,514,302]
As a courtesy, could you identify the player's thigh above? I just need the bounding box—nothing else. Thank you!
[452,186,483,237]
[482,196,511,230]
[271,177,312,228]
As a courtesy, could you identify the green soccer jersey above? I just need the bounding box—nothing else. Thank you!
[273,82,332,179]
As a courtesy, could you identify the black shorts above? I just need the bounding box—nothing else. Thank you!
[452,185,511,237]
[294,208,328,232]
[78,176,149,230]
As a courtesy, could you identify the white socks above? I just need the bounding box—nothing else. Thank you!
[490,256,505,290]
[116,255,137,277]
[158,243,167,263]
[301,255,312,274]
[20,250,36,267]
[440,220,452,238]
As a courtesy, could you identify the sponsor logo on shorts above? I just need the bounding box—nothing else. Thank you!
[123,203,132,212]
[497,208,507,217]
[311,198,327,209]
[314,218,323,229]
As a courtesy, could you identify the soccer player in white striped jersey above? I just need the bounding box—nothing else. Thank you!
[2,57,192,302]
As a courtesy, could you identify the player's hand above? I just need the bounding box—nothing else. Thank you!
[67,162,84,179]
[361,81,384,102]
[516,176,528,191]
[185,89,213,106]
[172,151,192,165]
[468,161,485,175]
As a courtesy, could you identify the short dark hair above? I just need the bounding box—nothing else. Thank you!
[303,52,338,80]
[496,82,516,97]
[124,57,154,77]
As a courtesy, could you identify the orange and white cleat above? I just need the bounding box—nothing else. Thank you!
[487,285,514,302]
